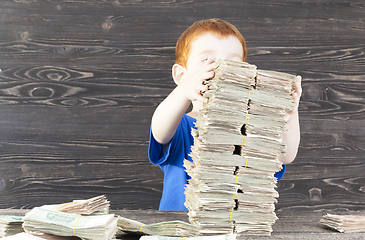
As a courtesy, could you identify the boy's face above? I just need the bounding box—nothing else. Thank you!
[186,32,244,71]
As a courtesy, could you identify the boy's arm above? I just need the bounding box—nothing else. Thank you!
[151,85,193,145]
[151,57,215,145]
[279,76,302,164]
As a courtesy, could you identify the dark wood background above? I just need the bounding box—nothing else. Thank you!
[0,0,364,212]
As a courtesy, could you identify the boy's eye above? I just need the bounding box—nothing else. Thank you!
[202,58,208,62]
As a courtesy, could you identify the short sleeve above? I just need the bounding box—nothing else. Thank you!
[148,115,196,167]
[148,128,173,165]
[274,164,286,180]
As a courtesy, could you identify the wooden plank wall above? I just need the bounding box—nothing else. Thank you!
[0,0,364,211]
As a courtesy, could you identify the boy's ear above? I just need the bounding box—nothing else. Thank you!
[172,64,186,85]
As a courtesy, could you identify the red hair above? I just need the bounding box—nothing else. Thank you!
[175,18,247,67]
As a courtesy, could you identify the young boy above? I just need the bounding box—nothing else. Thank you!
[149,19,302,211]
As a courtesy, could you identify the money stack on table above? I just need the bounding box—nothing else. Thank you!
[0,216,23,237]
[184,59,295,236]
[118,216,199,237]
[320,213,365,233]
[21,195,118,240]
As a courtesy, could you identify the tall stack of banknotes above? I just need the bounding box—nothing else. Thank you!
[184,59,296,236]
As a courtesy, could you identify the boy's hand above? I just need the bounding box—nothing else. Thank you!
[179,56,216,103]
[286,75,302,122]
[280,75,302,164]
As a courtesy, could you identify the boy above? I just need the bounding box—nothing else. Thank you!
[149,19,302,211]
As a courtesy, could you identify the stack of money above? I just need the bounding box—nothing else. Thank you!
[184,59,295,236]
[40,195,110,215]
[0,216,23,237]
[320,213,365,233]
[117,216,199,237]
[22,207,118,240]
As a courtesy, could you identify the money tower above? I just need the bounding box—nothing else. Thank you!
[184,59,295,236]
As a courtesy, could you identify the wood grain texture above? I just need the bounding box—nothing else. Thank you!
[0,0,364,212]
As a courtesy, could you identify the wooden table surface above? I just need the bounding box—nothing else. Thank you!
[3,208,365,239]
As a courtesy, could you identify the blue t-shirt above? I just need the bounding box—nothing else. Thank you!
[148,114,286,211]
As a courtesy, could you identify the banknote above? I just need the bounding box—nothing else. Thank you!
[0,215,24,237]
[40,195,110,215]
[117,216,199,237]
[320,213,365,233]
[22,207,117,240]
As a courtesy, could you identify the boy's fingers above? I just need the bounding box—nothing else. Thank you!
[291,76,302,97]
[292,92,300,105]
[196,82,209,102]
[203,70,215,80]
[203,56,216,71]
[295,75,302,96]
[195,93,208,103]
[198,84,209,93]
[205,55,216,64]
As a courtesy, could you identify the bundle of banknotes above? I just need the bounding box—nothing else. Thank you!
[184,59,296,236]
[0,215,24,237]
[40,195,110,215]
[22,207,118,240]
[117,216,199,237]
[0,195,117,240]
[320,213,365,233]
